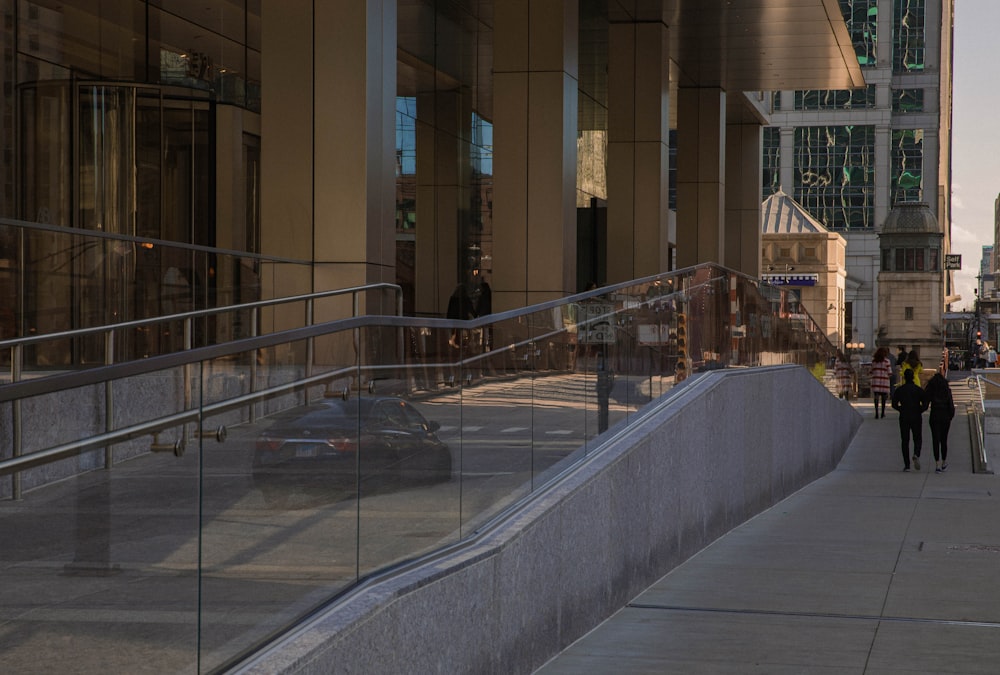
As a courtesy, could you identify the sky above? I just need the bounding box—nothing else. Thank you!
[949,0,1000,311]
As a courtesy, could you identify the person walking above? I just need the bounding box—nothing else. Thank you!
[892,345,907,396]
[901,349,924,388]
[834,351,853,400]
[974,339,987,369]
[870,347,892,418]
[924,372,956,473]
[891,368,929,471]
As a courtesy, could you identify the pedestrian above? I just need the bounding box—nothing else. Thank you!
[924,372,955,473]
[974,339,987,369]
[988,342,997,368]
[870,347,892,418]
[891,368,929,471]
[901,349,923,388]
[893,345,907,395]
[834,351,853,400]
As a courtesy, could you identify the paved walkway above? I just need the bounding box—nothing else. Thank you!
[537,391,1000,674]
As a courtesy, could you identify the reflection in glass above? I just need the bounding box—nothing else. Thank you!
[893,0,926,73]
[794,125,875,230]
[892,128,924,204]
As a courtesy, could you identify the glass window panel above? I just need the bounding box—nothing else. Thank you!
[892,88,924,112]
[793,125,875,229]
[840,0,878,67]
[150,7,247,106]
[762,126,781,199]
[18,0,145,80]
[896,248,904,270]
[894,0,925,73]
[892,128,924,203]
[794,85,875,110]
[915,248,925,271]
[149,0,245,43]
[929,248,939,271]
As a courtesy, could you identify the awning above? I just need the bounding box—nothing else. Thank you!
[762,273,819,286]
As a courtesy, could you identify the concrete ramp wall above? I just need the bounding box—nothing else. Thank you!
[236,365,862,675]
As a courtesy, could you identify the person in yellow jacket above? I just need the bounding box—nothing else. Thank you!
[900,349,923,387]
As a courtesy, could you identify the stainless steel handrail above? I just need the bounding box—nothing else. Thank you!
[966,372,996,473]
[1,282,402,498]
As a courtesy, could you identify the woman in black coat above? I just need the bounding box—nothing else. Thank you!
[924,372,956,472]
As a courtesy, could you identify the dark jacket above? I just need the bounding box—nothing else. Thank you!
[891,381,929,419]
[924,373,956,421]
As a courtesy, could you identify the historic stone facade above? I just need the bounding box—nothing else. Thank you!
[877,202,945,366]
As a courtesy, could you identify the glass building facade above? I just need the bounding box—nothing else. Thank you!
[762,0,953,349]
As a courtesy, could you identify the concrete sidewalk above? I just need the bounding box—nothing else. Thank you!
[536,397,1000,674]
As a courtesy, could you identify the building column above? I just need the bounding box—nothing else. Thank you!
[492,0,578,311]
[260,0,396,315]
[724,121,763,276]
[676,87,725,268]
[606,21,670,284]
[875,125,891,226]
[779,127,795,196]
[414,90,471,317]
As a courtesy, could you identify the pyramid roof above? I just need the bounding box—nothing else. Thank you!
[761,190,830,234]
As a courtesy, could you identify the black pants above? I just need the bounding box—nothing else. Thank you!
[899,415,922,466]
[873,392,887,415]
[929,415,952,463]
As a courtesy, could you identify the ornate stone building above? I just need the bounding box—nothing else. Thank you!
[877,202,945,364]
[761,190,847,349]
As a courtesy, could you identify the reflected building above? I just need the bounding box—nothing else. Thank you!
[1,1,868,358]
[763,0,955,351]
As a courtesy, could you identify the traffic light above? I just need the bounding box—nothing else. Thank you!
[675,312,688,380]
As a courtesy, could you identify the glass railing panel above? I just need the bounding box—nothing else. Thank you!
[456,313,536,531]
[196,348,362,672]
[0,370,201,673]
[524,304,590,486]
[353,326,461,577]
[0,262,845,673]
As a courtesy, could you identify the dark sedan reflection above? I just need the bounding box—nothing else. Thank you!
[253,396,452,507]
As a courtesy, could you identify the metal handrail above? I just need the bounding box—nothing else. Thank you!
[1,282,401,499]
[966,373,993,473]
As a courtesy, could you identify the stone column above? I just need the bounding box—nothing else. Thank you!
[724,121,763,276]
[606,21,670,283]
[261,0,396,317]
[676,87,725,268]
[492,0,578,311]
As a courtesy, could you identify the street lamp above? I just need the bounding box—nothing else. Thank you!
[845,340,865,356]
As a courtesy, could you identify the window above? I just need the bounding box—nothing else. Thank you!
[894,0,925,73]
[892,88,924,112]
[840,0,878,66]
[794,125,875,229]
[884,247,940,271]
[795,85,876,110]
[905,307,914,320]
[892,129,923,203]
[762,126,781,199]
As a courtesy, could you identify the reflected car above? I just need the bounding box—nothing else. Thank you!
[253,396,452,506]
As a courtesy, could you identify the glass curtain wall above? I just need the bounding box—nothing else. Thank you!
[395,1,493,316]
[4,1,262,360]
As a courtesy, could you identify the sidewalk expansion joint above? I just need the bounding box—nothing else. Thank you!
[626,603,1000,629]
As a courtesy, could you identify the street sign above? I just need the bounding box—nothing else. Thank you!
[578,302,616,344]
[945,254,962,270]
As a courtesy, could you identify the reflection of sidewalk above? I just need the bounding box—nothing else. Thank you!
[539,395,1000,673]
